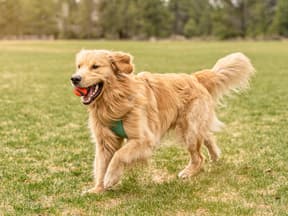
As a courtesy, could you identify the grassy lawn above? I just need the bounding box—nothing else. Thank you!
[0,40,287,215]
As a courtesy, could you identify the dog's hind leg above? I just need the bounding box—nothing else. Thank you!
[177,99,212,178]
[204,133,221,161]
[104,138,153,189]
[178,135,204,178]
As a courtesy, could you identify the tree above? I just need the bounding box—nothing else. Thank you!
[73,0,101,38]
[141,0,172,38]
[0,0,286,39]
[0,0,23,36]
[270,0,288,37]
[246,0,277,38]
[212,0,253,39]
[169,0,192,35]
[97,0,137,39]
[97,0,171,39]
[21,0,58,36]
[184,0,212,37]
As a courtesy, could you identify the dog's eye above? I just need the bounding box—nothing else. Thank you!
[78,65,81,69]
[92,64,100,70]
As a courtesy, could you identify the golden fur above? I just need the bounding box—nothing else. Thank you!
[72,50,255,193]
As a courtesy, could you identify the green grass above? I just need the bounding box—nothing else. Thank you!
[0,40,287,215]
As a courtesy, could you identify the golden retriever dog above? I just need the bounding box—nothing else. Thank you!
[71,50,254,194]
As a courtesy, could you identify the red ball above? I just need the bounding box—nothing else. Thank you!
[73,87,88,97]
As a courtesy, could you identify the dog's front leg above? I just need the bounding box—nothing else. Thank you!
[83,141,118,194]
[104,139,153,189]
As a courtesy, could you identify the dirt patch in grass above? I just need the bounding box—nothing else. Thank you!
[48,165,70,173]
[0,202,15,215]
[151,167,175,184]
[37,195,54,209]
[97,197,122,209]
[204,188,241,203]
[61,208,85,216]
[166,208,210,216]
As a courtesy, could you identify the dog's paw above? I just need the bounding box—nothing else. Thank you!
[81,186,105,195]
[210,147,221,162]
[178,167,201,179]
[104,173,120,189]
[178,169,191,179]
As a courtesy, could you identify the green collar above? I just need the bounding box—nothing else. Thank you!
[110,120,128,138]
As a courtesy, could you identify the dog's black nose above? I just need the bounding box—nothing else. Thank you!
[71,75,82,85]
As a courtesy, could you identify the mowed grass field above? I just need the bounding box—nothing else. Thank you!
[0,40,287,216]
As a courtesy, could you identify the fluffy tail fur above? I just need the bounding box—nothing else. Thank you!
[195,52,255,100]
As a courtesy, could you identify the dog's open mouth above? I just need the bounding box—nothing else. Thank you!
[81,82,104,105]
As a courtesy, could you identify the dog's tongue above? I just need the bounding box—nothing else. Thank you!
[73,87,88,97]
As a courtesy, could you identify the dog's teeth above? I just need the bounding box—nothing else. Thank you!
[94,84,99,93]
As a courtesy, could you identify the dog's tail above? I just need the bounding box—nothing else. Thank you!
[195,52,255,101]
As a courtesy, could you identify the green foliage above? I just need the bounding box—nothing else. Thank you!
[0,40,287,215]
[184,19,198,37]
[0,0,22,36]
[97,0,171,39]
[23,0,58,36]
[0,0,287,39]
[98,0,136,39]
[212,0,245,39]
[184,0,212,37]
[271,0,288,36]
[169,0,191,35]
[246,0,277,38]
[141,0,172,38]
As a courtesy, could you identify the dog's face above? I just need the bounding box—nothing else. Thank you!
[71,50,134,105]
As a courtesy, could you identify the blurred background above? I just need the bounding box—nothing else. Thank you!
[0,0,288,40]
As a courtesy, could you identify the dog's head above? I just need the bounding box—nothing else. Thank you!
[71,50,134,105]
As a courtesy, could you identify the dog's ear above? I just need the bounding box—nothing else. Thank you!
[110,52,134,74]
